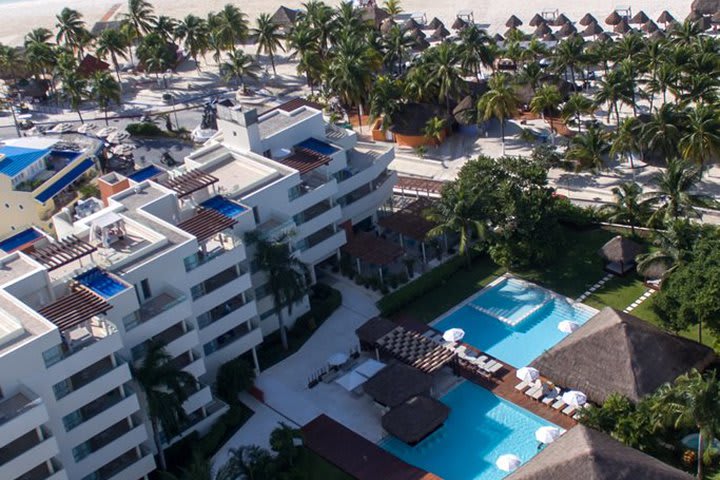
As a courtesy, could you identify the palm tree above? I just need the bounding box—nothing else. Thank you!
[209,4,249,55]
[642,157,713,224]
[562,93,594,133]
[383,0,402,17]
[529,84,562,135]
[637,219,695,278]
[253,13,285,75]
[159,452,233,480]
[426,43,464,113]
[61,73,87,123]
[565,124,609,171]
[91,71,122,125]
[611,117,643,168]
[679,105,720,168]
[269,423,302,468]
[517,62,543,94]
[137,33,174,79]
[134,340,197,471]
[594,69,633,125]
[647,63,677,108]
[654,369,720,480]
[302,1,335,56]
[325,35,378,123]
[369,75,402,129]
[477,72,519,154]
[55,8,90,60]
[458,25,494,80]
[246,231,308,350]
[426,181,485,268]
[224,446,276,480]
[125,0,156,36]
[221,50,260,90]
[24,28,55,81]
[641,103,684,161]
[175,15,209,71]
[153,15,178,43]
[287,22,321,89]
[424,116,446,147]
[96,29,128,84]
[0,44,22,85]
[552,35,585,88]
[382,25,414,75]
[600,182,648,234]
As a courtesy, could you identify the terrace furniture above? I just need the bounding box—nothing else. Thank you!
[552,399,566,410]
[525,385,542,398]
[515,380,530,391]
[562,405,577,416]
[486,362,504,374]
[530,388,545,401]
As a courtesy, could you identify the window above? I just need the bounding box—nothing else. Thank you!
[254,283,271,300]
[43,345,64,367]
[140,279,152,300]
[260,308,276,320]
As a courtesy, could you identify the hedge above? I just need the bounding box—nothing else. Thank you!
[126,122,164,137]
[377,254,468,317]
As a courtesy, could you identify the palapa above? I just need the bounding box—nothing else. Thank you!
[613,18,632,34]
[579,13,597,26]
[381,396,450,445]
[629,10,649,24]
[598,235,643,265]
[451,17,467,30]
[402,17,420,31]
[552,13,571,26]
[431,26,451,40]
[363,363,433,408]
[582,21,604,36]
[413,37,431,51]
[529,13,545,26]
[506,14,523,28]
[380,17,396,34]
[695,15,712,31]
[686,10,703,22]
[650,29,666,40]
[542,32,558,42]
[493,33,505,42]
[642,20,659,33]
[605,10,622,25]
[657,10,675,24]
[428,16,443,29]
[412,27,427,40]
[533,23,552,37]
[558,22,577,37]
[712,11,720,23]
[595,31,613,42]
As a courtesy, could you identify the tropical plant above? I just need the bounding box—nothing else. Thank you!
[636,219,696,278]
[221,50,260,90]
[325,35,379,122]
[477,72,519,154]
[96,29,128,84]
[369,75,402,129]
[382,24,414,75]
[679,105,720,168]
[152,15,178,43]
[302,1,335,56]
[642,157,713,224]
[209,4,249,55]
[562,92,594,132]
[516,62,543,94]
[594,69,633,124]
[458,25,495,80]
[61,72,87,123]
[223,446,276,480]
[133,340,197,471]
[610,117,643,168]
[552,35,585,87]
[423,116,446,147]
[253,13,285,75]
[426,43,465,113]
[529,84,562,134]
[137,32,175,77]
[269,423,302,469]
[91,71,122,125]
[287,22,322,90]
[383,0,402,17]
[175,15,209,70]
[55,8,90,60]
[600,182,648,234]
[641,104,684,161]
[565,124,609,171]
[158,452,233,480]
[125,0,157,36]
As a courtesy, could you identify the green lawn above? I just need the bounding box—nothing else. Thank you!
[583,274,647,313]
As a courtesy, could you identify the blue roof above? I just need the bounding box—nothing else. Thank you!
[35,158,95,203]
[0,146,50,177]
[0,228,43,253]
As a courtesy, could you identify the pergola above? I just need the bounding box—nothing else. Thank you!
[277,148,331,174]
[378,197,439,264]
[177,208,237,242]
[160,169,219,198]
[39,287,112,332]
[375,326,456,374]
[27,235,97,271]
[342,232,404,284]
[394,176,446,198]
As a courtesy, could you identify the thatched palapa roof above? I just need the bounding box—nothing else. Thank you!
[712,11,720,23]
[579,13,597,26]
[582,22,604,36]
[382,396,450,445]
[363,363,433,407]
[529,13,545,27]
[506,425,694,480]
[452,17,467,30]
[402,17,421,31]
[428,17,443,29]
[270,6,299,27]
[493,33,505,42]
[380,17,396,34]
[552,13,571,26]
[558,23,577,36]
[530,308,717,404]
[598,235,643,264]
[596,31,613,42]
[506,15,523,28]
[651,30,666,40]
[614,18,632,34]
[642,20,660,33]
[533,23,552,37]
[361,6,390,28]
[431,26,451,40]
[630,10,649,24]
[695,15,713,31]
[657,10,675,23]
[605,10,622,25]
[691,0,720,15]
[543,32,558,42]
[686,10,703,21]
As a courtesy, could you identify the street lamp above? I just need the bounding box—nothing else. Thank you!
[1,87,21,138]
[162,70,180,130]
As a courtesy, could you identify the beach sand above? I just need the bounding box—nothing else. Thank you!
[0,0,694,46]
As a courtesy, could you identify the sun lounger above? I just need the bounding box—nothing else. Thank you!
[515,380,530,391]
[562,405,577,416]
[525,385,541,398]
[542,395,555,405]
[530,388,544,400]
[552,399,565,410]
[486,362,503,374]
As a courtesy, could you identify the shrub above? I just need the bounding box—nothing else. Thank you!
[126,122,164,137]
[555,198,600,229]
[215,357,256,405]
[78,183,100,199]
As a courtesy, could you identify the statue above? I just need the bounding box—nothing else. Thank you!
[200,102,218,130]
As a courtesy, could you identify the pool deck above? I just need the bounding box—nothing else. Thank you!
[396,316,577,430]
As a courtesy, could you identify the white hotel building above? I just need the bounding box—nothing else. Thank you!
[0,98,396,479]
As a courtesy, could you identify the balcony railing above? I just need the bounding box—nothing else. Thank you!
[72,416,138,462]
[183,234,243,272]
[43,319,118,368]
[190,263,247,300]
[81,446,150,480]
[197,290,254,329]
[294,226,337,252]
[0,427,51,465]
[0,389,43,427]
[124,288,187,331]
[53,355,124,400]
[62,385,131,432]
[202,321,257,356]
[131,321,194,360]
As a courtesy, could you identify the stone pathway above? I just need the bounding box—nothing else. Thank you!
[623,289,656,313]
[575,273,614,302]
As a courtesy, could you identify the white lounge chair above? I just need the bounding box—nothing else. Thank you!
[515,380,530,391]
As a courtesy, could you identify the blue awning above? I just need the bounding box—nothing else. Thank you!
[0,146,50,177]
[35,158,95,203]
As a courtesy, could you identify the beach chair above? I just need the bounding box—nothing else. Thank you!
[524,384,541,398]
[515,380,530,391]
[552,399,566,410]
[486,362,503,374]
[562,405,577,416]
[530,387,545,401]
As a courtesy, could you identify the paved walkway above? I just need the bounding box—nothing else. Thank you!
[624,289,656,313]
[576,273,614,302]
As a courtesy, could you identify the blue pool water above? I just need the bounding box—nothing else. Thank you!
[76,268,127,298]
[382,382,554,480]
[296,137,339,156]
[200,195,247,217]
[128,165,162,182]
[435,277,595,367]
[0,228,43,253]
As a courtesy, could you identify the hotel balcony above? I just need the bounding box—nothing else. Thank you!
[202,319,263,367]
[0,427,61,480]
[0,389,49,445]
[170,349,206,379]
[336,144,394,195]
[53,355,129,403]
[293,201,343,241]
[131,320,198,361]
[289,176,338,216]
[295,226,347,265]
[73,416,150,477]
[339,170,397,224]
[16,459,67,480]
[81,445,154,480]
[123,286,191,335]
[184,233,247,284]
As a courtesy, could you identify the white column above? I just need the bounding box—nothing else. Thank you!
[251,347,260,374]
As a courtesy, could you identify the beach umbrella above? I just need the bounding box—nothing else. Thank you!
[107,131,130,144]
[411,27,426,40]
[558,320,580,333]
[49,122,74,134]
[605,11,622,26]
[442,328,465,343]
[77,123,98,134]
[553,13,571,26]
[712,12,720,24]
[657,10,675,25]
[402,18,420,31]
[642,20,659,33]
[629,10,649,24]
[431,26,450,40]
[542,32,558,42]
[562,390,587,407]
[506,15,523,28]
[327,352,349,367]
[535,426,562,444]
[516,367,540,383]
[451,17,467,30]
[651,30,666,40]
[533,23,552,37]
[496,454,521,472]
[614,18,632,34]
[582,22,603,37]
[579,13,597,26]
[111,144,136,156]
[96,126,118,138]
[413,37,430,50]
[596,31,613,42]
[529,13,545,27]
[428,17,443,29]
[686,10,702,22]
[380,18,395,34]
[695,16,712,31]
[558,23,577,37]
[493,33,504,42]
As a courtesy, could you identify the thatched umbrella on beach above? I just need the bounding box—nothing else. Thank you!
[579,13,597,26]
[413,37,430,51]
[642,20,659,33]
[411,28,427,40]
[553,13,571,26]
[686,10,702,22]
[529,13,545,26]
[493,33,505,42]
[428,17,443,29]
[505,26,521,38]
[657,10,675,25]
[695,15,712,30]
[542,32,558,42]
[533,23,552,37]
[605,11,622,25]
[650,29,666,40]
[596,31,613,42]
[614,18,632,34]
[582,21,604,37]
[452,17,467,30]
[629,10,649,24]
[712,11,720,24]
[402,18,420,31]
[506,15,523,28]
[380,18,395,34]
[558,22,577,37]
[431,26,451,40]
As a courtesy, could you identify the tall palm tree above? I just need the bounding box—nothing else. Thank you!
[383,0,402,17]
[611,117,643,168]
[594,69,633,124]
[654,369,720,480]
[159,452,233,480]
[647,63,678,108]
[55,8,90,60]
[679,105,720,168]
[137,33,174,79]
[209,4,248,55]
[529,84,562,134]
[61,72,87,123]
[287,22,321,89]
[517,62,543,94]
[369,75,402,129]
[565,124,609,171]
[458,25,494,80]
[642,157,713,224]
[600,182,648,234]
[552,35,585,88]
[91,71,122,125]
[24,28,55,81]
[153,15,178,43]
[381,24,414,75]
[636,219,695,279]
[562,92,594,132]
[423,116,446,147]
[175,15,209,71]
[96,29,128,84]
[325,35,379,123]
[426,43,464,113]
[134,340,197,471]
[246,232,309,351]
[641,103,684,162]
[253,13,285,75]
[302,1,334,56]
[125,0,156,36]
[426,181,485,268]
[221,50,260,90]
[223,446,276,480]
[477,72,519,154]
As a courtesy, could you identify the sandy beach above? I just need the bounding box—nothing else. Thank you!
[0,0,694,46]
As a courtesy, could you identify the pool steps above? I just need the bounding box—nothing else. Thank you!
[468,294,553,327]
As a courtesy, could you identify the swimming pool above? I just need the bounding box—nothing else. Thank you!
[200,195,247,217]
[296,137,339,156]
[381,382,555,480]
[76,268,128,298]
[434,277,596,367]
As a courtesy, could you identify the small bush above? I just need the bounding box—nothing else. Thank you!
[126,122,164,137]
[78,183,100,199]
[555,198,600,229]
[215,357,256,405]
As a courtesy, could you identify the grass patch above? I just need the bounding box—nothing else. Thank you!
[583,274,647,312]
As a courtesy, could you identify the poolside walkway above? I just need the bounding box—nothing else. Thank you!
[623,288,656,314]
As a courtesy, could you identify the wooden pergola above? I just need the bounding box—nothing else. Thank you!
[378,197,439,263]
[394,176,446,198]
[27,235,97,271]
[342,232,404,284]
[278,148,330,174]
[160,169,219,198]
[177,208,237,242]
[38,287,112,332]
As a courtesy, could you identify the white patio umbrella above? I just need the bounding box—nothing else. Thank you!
[16,113,32,120]
[327,352,349,367]
[442,328,465,343]
[25,127,42,136]
[496,454,521,472]
[49,122,74,133]
[535,426,562,444]
[107,131,130,144]
[111,144,136,156]
[96,126,118,138]
[77,123,98,134]
[557,320,580,333]
[562,390,587,407]
[516,367,540,383]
